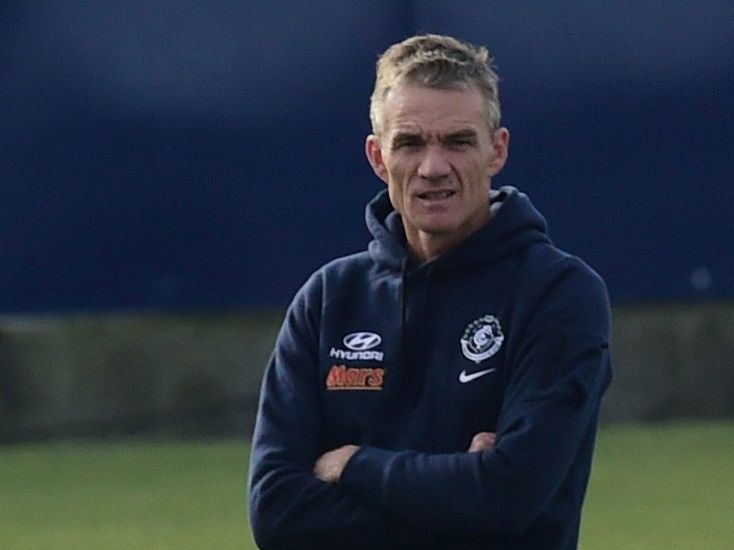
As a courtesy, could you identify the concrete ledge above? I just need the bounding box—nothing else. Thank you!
[604,302,734,422]
[1,303,733,440]
[0,312,280,440]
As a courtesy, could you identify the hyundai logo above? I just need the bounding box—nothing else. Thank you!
[343,332,382,351]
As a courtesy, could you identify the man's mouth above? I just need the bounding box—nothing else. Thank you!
[417,190,456,200]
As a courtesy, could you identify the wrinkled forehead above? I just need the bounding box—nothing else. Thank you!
[381,82,491,137]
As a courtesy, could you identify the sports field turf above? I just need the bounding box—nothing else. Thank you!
[1,420,732,549]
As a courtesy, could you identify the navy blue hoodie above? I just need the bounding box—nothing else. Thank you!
[249,187,612,549]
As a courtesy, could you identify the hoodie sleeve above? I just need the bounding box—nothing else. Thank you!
[248,273,445,549]
[339,259,613,536]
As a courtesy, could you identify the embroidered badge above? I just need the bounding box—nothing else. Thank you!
[460,315,504,364]
[329,331,385,362]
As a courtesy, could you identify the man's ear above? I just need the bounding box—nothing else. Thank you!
[365,135,389,184]
[487,127,510,177]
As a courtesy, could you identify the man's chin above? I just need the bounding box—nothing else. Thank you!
[410,213,460,233]
[415,222,457,236]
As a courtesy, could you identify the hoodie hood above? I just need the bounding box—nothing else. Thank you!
[366,186,550,272]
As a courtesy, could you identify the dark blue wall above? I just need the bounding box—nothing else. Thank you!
[1,1,732,312]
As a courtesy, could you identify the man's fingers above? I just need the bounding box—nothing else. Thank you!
[468,431,496,452]
[313,445,360,483]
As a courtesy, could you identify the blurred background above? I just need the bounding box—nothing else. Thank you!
[1,1,733,441]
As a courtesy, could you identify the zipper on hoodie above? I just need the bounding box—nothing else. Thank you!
[399,261,435,402]
[398,257,408,388]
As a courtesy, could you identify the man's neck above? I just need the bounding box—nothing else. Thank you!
[405,211,492,263]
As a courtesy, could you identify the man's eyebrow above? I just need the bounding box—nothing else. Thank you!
[442,129,478,141]
[390,132,424,146]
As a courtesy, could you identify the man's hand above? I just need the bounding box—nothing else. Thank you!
[313,444,360,483]
[313,433,493,484]
[468,431,496,453]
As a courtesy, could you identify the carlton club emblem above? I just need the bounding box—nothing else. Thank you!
[460,315,504,364]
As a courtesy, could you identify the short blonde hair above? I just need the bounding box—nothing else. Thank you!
[370,34,501,136]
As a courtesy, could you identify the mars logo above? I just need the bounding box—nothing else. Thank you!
[326,365,385,391]
[460,315,504,364]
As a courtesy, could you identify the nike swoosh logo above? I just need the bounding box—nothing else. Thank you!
[458,367,497,383]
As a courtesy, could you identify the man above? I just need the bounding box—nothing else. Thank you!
[248,34,612,549]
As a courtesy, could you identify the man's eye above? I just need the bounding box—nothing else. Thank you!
[450,139,474,147]
[394,140,421,150]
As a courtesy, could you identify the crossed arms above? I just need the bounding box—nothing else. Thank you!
[313,432,496,483]
[248,265,611,549]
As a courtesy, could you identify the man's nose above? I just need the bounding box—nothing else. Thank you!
[417,146,450,181]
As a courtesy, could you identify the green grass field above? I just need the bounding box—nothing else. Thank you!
[1,420,732,549]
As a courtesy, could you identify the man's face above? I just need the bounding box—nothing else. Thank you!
[366,82,509,257]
